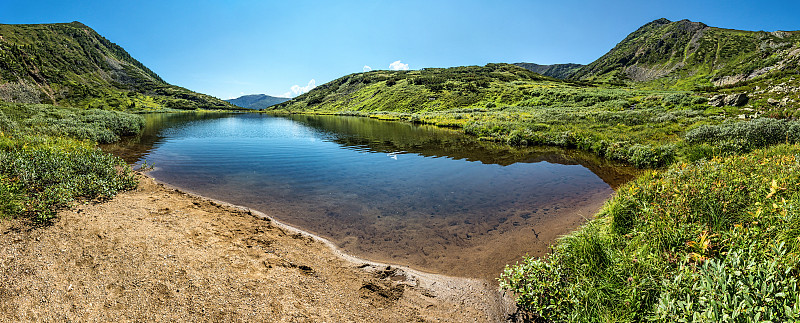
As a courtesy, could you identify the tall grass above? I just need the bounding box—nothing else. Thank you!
[500,144,800,321]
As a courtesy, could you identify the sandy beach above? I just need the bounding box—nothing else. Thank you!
[0,173,515,322]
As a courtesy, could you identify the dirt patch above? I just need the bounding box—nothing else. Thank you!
[0,174,513,322]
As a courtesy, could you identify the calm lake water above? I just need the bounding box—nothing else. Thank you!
[105,113,637,280]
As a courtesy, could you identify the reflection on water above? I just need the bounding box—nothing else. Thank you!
[104,113,638,281]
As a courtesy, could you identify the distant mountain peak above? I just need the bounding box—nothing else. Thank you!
[226,94,289,109]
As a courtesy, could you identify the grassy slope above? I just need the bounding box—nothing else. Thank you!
[274,63,557,112]
[570,18,800,91]
[0,22,240,111]
[271,63,757,167]
[271,19,800,168]
[0,22,247,224]
[568,18,800,121]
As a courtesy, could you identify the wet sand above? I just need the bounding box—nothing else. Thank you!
[0,174,514,322]
[226,184,613,282]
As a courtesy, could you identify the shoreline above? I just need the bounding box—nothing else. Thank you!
[145,171,517,304]
[0,173,515,322]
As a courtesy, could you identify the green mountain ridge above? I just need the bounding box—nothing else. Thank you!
[0,21,239,111]
[226,94,289,109]
[272,63,567,113]
[570,18,800,90]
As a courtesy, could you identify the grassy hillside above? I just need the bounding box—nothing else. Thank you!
[0,22,239,111]
[226,94,289,109]
[570,18,800,91]
[272,63,779,167]
[272,16,800,167]
[273,63,562,113]
[0,22,238,224]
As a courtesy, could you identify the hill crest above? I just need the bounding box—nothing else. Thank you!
[0,21,237,110]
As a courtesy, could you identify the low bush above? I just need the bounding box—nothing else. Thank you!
[0,103,141,222]
[685,118,800,154]
[2,103,145,143]
[0,136,138,222]
[627,144,676,168]
[653,244,800,322]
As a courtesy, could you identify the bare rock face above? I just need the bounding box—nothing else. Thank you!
[713,75,748,87]
[725,93,749,107]
[709,95,725,107]
[709,93,749,107]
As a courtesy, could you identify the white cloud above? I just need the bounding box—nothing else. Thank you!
[283,79,316,98]
[363,65,372,72]
[226,92,245,100]
[389,60,409,71]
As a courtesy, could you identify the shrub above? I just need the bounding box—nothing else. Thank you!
[0,137,138,222]
[0,174,24,217]
[3,103,144,143]
[0,111,16,132]
[500,252,573,322]
[627,144,676,168]
[664,93,689,106]
[0,103,142,222]
[685,118,800,153]
[653,244,800,322]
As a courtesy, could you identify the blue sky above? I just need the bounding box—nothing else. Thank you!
[2,0,799,99]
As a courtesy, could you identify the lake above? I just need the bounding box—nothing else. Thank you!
[104,113,637,281]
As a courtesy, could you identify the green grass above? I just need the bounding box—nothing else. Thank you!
[500,144,800,322]
[0,102,141,222]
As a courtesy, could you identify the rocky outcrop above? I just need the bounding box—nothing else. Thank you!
[709,93,749,107]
